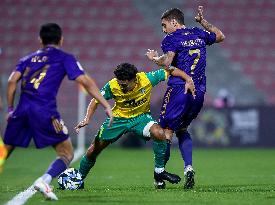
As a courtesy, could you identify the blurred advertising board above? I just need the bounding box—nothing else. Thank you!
[190,106,275,147]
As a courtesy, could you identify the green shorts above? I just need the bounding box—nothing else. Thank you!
[95,113,157,143]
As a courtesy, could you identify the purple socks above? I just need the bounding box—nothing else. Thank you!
[177,131,192,168]
[46,158,67,178]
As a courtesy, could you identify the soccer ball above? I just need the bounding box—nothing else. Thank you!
[58,168,84,190]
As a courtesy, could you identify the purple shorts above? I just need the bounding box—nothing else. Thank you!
[4,97,69,149]
[159,85,205,131]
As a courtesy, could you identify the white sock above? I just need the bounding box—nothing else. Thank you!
[41,174,52,184]
[154,167,165,174]
[184,165,193,175]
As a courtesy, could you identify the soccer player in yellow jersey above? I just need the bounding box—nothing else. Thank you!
[75,62,195,189]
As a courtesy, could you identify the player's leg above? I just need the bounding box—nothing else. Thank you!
[79,117,124,181]
[30,110,71,200]
[149,124,181,188]
[45,138,74,184]
[3,107,32,158]
[176,128,192,169]
[158,87,177,169]
[33,138,73,201]
[175,90,205,189]
[132,114,180,189]
[176,128,195,189]
[163,128,173,166]
[79,137,110,179]
[159,86,187,166]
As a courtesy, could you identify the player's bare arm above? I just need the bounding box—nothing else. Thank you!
[6,71,21,120]
[146,50,196,98]
[169,66,196,98]
[195,6,225,43]
[76,74,113,127]
[146,49,175,67]
[75,98,98,133]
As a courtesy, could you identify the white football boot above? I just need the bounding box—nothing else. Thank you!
[33,177,58,200]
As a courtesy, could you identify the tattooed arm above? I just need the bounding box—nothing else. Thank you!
[195,6,225,43]
[146,49,175,67]
[146,49,196,98]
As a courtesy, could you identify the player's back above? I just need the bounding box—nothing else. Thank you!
[162,27,216,90]
[16,46,81,105]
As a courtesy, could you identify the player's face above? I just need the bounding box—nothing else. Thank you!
[161,19,176,34]
[117,78,136,92]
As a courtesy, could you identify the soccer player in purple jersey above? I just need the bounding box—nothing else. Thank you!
[146,6,225,189]
[3,23,113,200]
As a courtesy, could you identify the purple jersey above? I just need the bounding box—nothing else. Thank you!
[16,46,84,104]
[161,27,216,92]
[4,46,85,148]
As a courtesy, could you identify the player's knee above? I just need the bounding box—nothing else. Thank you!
[175,127,188,137]
[150,125,166,141]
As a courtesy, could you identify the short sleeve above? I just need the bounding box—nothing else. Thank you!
[161,35,177,53]
[63,54,85,80]
[194,27,216,45]
[95,82,113,104]
[146,69,168,87]
[15,57,28,73]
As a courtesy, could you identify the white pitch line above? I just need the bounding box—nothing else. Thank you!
[4,148,84,205]
[4,186,37,205]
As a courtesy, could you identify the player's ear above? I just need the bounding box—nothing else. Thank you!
[59,36,64,46]
[38,37,43,45]
[172,19,177,27]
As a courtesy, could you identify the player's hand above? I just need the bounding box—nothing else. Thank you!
[195,5,204,23]
[6,106,14,121]
[105,107,113,127]
[146,49,159,61]
[185,78,196,99]
[74,118,89,134]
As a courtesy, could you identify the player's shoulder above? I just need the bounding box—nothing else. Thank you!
[109,78,117,84]
[190,26,211,35]
[55,48,76,60]
[188,27,202,33]
[141,70,160,81]
[108,78,121,93]
[45,47,77,61]
[162,33,175,43]
[18,49,40,63]
[137,71,149,81]
[137,71,146,76]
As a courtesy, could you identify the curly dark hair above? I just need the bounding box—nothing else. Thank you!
[114,63,138,81]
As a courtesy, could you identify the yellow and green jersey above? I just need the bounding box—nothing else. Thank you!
[99,69,168,118]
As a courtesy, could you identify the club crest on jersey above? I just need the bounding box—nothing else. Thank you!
[140,88,146,94]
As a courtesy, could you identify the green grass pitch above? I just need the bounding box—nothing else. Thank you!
[0,147,275,205]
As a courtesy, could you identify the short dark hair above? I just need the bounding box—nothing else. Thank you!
[161,8,185,25]
[39,23,62,45]
[114,63,138,81]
